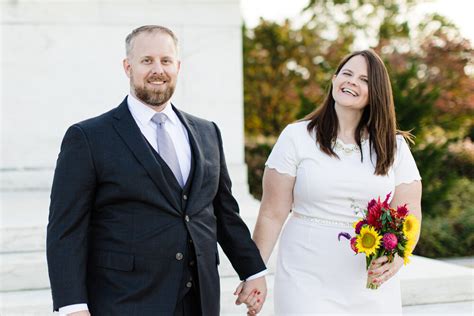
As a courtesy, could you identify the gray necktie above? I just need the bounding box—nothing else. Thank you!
[151,113,184,187]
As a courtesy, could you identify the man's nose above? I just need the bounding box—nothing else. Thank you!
[151,62,164,75]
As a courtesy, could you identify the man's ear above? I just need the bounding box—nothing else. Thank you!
[123,58,131,78]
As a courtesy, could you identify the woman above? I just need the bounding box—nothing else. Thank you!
[252,50,422,314]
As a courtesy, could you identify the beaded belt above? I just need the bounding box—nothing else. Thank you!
[292,211,353,228]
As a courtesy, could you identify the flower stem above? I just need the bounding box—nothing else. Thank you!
[366,277,380,290]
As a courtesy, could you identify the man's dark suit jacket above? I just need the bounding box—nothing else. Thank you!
[46,97,265,315]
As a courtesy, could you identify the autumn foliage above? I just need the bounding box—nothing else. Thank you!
[243,0,473,257]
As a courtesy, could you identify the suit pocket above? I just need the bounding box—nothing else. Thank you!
[90,249,134,272]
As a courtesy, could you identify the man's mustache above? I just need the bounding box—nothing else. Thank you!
[147,75,169,82]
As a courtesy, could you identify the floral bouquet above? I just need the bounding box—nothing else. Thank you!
[338,193,420,289]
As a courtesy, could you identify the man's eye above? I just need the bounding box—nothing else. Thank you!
[142,59,151,64]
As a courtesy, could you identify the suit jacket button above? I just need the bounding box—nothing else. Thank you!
[183,194,188,200]
[176,252,184,260]
[184,215,190,222]
[186,281,192,288]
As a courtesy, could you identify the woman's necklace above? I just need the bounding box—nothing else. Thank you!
[332,138,367,155]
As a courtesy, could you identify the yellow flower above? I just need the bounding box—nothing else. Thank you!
[403,238,415,265]
[403,214,420,239]
[356,226,382,256]
[403,254,411,265]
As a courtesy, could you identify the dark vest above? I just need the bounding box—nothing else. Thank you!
[146,141,200,310]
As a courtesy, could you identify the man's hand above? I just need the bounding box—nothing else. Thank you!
[234,276,267,314]
[68,311,91,316]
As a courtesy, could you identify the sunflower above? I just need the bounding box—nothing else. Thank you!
[356,226,382,256]
[403,238,415,265]
[403,214,420,239]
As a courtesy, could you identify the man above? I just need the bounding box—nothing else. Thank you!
[47,25,266,316]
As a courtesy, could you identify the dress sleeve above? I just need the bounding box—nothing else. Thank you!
[393,135,422,186]
[265,124,298,177]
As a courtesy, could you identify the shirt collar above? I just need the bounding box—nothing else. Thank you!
[127,93,180,126]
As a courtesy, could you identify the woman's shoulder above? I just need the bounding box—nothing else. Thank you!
[395,134,412,150]
[394,133,416,162]
[281,120,311,136]
[395,134,406,142]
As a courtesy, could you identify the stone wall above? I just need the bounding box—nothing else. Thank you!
[1,0,248,195]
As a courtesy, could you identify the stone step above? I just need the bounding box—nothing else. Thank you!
[0,191,49,253]
[0,252,49,292]
[0,277,272,315]
[398,256,474,305]
[2,191,473,308]
[0,288,53,315]
[2,248,472,307]
[0,189,267,292]
[1,284,473,316]
[1,226,46,253]
[0,244,274,292]
[0,191,260,253]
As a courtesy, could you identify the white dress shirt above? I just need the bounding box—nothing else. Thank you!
[127,94,192,184]
[58,94,266,315]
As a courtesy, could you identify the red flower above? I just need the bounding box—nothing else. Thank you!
[355,220,367,234]
[366,200,383,230]
[382,192,392,208]
[367,198,377,210]
[397,204,409,218]
[350,237,359,253]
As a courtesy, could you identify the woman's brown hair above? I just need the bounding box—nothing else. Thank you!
[305,49,409,175]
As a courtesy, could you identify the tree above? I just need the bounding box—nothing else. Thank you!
[243,0,473,257]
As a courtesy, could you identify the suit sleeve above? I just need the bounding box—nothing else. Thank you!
[47,124,96,311]
[211,123,266,280]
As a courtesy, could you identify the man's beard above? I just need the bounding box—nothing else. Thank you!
[131,74,176,107]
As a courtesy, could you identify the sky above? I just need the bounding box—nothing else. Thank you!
[240,0,473,43]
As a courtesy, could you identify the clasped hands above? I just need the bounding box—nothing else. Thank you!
[234,276,267,315]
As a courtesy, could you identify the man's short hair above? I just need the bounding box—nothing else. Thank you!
[125,25,179,57]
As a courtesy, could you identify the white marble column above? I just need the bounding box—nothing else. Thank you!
[0,0,258,294]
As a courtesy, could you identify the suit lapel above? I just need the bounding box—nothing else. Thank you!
[173,106,205,211]
[112,98,180,211]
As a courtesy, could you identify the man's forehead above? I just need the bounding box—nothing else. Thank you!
[131,33,178,56]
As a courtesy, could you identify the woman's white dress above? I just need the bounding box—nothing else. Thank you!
[266,121,421,315]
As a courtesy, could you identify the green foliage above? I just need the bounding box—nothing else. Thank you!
[413,142,459,218]
[245,138,274,200]
[415,209,474,258]
[415,178,474,257]
[388,58,440,137]
[243,0,474,258]
[243,21,336,136]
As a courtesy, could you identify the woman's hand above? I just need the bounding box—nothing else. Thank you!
[368,254,404,286]
[234,278,267,315]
